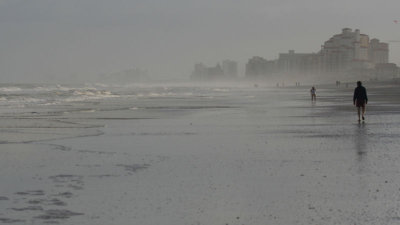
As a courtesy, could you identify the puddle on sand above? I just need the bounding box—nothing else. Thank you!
[0,218,26,223]
[14,190,45,196]
[35,209,84,220]
[9,206,43,211]
[27,198,67,206]
[116,164,150,173]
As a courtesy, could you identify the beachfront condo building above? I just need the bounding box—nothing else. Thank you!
[320,28,388,72]
[244,28,395,81]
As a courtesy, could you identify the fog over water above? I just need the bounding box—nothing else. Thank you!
[1,0,400,83]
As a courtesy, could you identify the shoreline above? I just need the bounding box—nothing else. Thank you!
[1,83,400,224]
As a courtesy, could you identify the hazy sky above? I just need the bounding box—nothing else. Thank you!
[1,0,400,82]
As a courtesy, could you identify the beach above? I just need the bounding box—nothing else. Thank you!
[1,81,400,225]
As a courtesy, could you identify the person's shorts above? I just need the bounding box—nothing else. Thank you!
[356,99,366,107]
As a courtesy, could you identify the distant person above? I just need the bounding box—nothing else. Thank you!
[353,81,368,121]
[310,86,316,101]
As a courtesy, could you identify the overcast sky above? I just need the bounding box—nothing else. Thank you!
[0,0,399,82]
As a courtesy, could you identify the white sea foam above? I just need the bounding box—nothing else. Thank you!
[80,109,96,113]
[93,83,109,88]
[0,87,22,92]
[0,84,200,110]
[212,88,230,92]
[34,86,58,92]
[63,89,119,102]
[148,92,174,97]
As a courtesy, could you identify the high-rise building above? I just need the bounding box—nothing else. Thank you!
[320,28,389,72]
[199,28,396,81]
[369,38,389,64]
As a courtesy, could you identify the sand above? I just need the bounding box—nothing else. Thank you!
[1,81,400,225]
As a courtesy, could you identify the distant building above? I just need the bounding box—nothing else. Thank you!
[208,64,224,79]
[191,63,225,81]
[195,28,395,82]
[369,38,389,64]
[191,63,208,80]
[375,63,399,79]
[278,50,319,74]
[320,28,389,73]
[222,60,238,78]
[245,56,276,78]
[243,28,394,82]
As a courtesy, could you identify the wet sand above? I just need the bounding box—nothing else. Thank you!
[1,82,400,224]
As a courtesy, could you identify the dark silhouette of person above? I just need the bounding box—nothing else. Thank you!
[353,81,368,121]
[310,86,316,101]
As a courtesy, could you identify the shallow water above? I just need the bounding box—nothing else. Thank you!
[1,82,400,224]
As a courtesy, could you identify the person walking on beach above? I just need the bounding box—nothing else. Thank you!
[353,81,368,121]
[310,86,316,101]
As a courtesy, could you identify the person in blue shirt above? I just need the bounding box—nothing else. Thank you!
[353,81,368,121]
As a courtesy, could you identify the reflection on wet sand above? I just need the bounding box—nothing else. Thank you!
[355,122,367,159]
[353,122,370,208]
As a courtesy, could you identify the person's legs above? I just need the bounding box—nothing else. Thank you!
[311,94,316,101]
[357,107,361,121]
[362,105,366,120]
